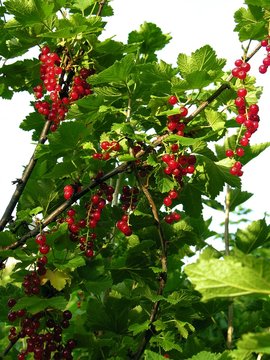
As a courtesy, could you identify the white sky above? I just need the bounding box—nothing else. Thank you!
[0,0,269,227]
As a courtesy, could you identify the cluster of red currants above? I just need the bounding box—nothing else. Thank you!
[22,271,42,296]
[231,58,251,80]
[63,183,81,200]
[259,37,270,74]
[163,189,181,224]
[7,300,76,360]
[92,140,121,161]
[225,85,260,176]
[35,233,50,256]
[161,152,196,185]
[33,45,93,132]
[116,186,139,237]
[63,182,114,257]
[167,96,189,136]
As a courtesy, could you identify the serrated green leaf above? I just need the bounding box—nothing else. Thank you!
[177,45,226,88]
[5,0,55,26]
[71,0,95,12]
[237,332,270,353]
[144,350,167,360]
[128,22,171,56]
[180,184,203,217]
[229,189,253,211]
[245,0,270,8]
[155,171,176,193]
[128,320,150,335]
[89,54,135,85]
[118,154,136,162]
[235,219,270,254]
[239,142,270,165]
[0,231,17,247]
[13,296,68,313]
[205,109,226,132]
[54,256,85,270]
[234,6,267,42]
[187,351,222,360]
[185,256,270,301]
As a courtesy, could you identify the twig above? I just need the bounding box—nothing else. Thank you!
[0,334,21,359]
[0,162,129,254]
[97,0,107,16]
[130,174,167,359]
[224,185,234,349]
[0,120,51,232]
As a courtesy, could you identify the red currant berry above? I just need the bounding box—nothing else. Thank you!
[39,244,50,254]
[241,62,251,72]
[179,106,188,117]
[163,197,172,207]
[234,97,245,107]
[237,88,247,97]
[225,149,234,158]
[237,70,247,80]
[236,147,245,157]
[168,95,178,105]
[259,65,267,74]
[170,143,179,153]
[168,190,178,199]
[234,59,243,67]
[240,137,249,146]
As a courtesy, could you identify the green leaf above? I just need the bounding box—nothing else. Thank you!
[177,45,226,88]
[54,256,85,270]
[71,0,95,12]
[239,142,270,165]
[89,54,135,85]
[205,109,226,132]
[185,256,270,301]
[13,296,68,313]
[144,350,167,360]
[128,320,150,335]
[155,171,176,193]
[229,189,253,212]
[187,351,222,360]
[128,22,171,55]
[180,184,203,218]
[235,219,270,254]
[118,154,136,162]
[245,0,270,8]
[0,231,17,247]
[5,0,55,26]
[196,156,241,199]
[234,6,267,41]
[237,332,270,353]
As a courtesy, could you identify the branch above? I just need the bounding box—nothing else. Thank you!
[224,185,234,349]
[0,334,21,359]
[130,174,167,359]
[0,120,51,232]
[0,162,129,254]
[97,0,107,16]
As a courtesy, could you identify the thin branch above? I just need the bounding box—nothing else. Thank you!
[97,0,107,16]
[0,120,51,231]
[0,162,129,254]
[224,185,234,349]
[0,334,21,359]
[130,174,167,359]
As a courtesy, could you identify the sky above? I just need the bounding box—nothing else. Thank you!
[0,0,269,230]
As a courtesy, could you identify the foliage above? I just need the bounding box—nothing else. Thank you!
[0,0,270,359]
